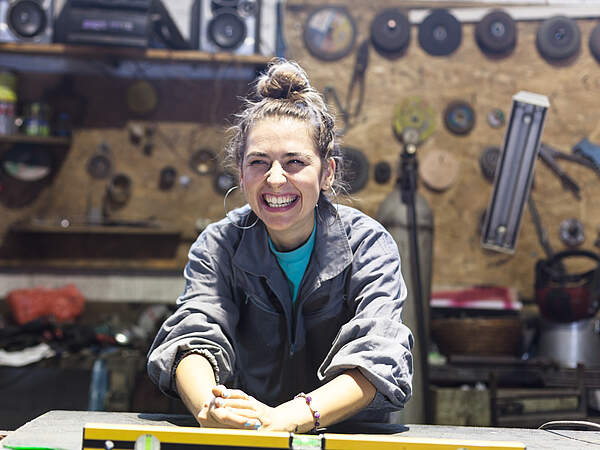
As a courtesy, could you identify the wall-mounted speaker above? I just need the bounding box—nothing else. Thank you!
[0,0,54,43]
[197,0,260,55]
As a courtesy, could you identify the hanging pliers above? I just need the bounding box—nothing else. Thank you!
[323,39,370,135]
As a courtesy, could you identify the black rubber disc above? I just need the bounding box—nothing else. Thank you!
[475,9,516,56]
[374,161,392,184]
[590,22,600,64]
[370,8,411,57]
[444,101,475,135]
[208,9,247,50]
[341,147,370,193]
[536,16,581,62]
[418,9,462,56]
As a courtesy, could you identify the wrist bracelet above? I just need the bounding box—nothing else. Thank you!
[294,392,320,431]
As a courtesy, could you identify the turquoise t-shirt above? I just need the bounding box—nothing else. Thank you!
[268,222,316,303]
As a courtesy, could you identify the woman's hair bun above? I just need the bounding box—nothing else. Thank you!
[256,60,311,100]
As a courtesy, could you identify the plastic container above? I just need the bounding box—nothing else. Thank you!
[0,71,17,135]
[24,102,51,136]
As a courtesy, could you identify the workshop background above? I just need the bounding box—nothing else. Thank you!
[1,0,600,434]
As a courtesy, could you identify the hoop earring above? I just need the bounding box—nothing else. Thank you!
[224,186,258,230]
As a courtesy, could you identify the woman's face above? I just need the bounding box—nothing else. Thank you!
[240,117,334,251]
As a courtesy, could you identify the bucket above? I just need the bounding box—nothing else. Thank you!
[537,317,600,368]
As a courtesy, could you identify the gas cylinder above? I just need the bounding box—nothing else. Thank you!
[377,185,434,424]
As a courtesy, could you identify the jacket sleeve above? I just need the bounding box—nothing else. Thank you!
[147,228,239,397]
[317,223,414,412]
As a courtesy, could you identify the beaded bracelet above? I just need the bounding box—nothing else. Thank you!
[294,392,321,431]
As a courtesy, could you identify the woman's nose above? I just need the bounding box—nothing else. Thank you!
[266,161,287,186]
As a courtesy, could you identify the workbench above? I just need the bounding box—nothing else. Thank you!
[1,411,599,449]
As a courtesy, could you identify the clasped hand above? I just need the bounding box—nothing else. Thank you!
[197,385,287,431]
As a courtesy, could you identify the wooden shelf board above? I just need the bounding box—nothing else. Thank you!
[12,222,181,236]
[0,42,273,65]
[0,134,71,146]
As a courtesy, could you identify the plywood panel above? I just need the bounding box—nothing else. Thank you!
[284,1,600,298]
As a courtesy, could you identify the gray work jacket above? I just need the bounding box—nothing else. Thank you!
[147,197,413,418]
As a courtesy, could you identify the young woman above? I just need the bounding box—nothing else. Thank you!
[147,60,413,433]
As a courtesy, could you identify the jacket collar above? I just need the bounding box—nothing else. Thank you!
[232,195,352,286]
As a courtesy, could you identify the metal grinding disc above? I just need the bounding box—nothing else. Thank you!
[444,100,476,136]
[190,149,217,176]
[418,9,462,57]
[374,161,392,184]
[487,109,506,128]
[370,8,411,57]
[392,97,436,144]
[303,6,357,61]
[341,147,370,193]
[536,16,581,62]
[1,144,52,182]
[86,154,112,179]
[419,149,459,192]
[475,9,517,56]
[590,22,600,64]
[214,170,236,195]
[208,9,247,50]
[479,146,501,183]
[559,218,585,247]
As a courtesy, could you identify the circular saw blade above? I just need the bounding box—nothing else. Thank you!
[392,97,436,144]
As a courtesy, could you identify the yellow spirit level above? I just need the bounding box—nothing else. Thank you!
[82,423,526,450]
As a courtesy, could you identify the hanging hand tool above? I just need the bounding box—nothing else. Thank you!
[541,142,599,174]
[537,144,581,200]
[573,138,600,174]
[527,194,566,274]
[323,38,369,135]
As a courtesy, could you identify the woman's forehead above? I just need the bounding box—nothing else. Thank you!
[245,117,317,156]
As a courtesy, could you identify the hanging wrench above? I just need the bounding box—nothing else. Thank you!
[527,195,566,274]
[538,145,581,200]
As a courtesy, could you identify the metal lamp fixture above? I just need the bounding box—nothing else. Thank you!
[481,91,550,253]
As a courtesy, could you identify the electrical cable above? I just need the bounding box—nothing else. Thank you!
[539,420,600,431]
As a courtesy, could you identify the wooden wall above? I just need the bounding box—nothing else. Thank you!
[1,1,599,300]
[284,0,600,299]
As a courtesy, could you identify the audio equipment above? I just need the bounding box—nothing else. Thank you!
[53,0,152,48]
[197,0,259,55]
[0,0,53,43]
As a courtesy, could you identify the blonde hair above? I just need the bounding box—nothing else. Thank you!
[224,59,345,194]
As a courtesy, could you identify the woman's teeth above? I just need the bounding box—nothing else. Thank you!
[264,194,297,207]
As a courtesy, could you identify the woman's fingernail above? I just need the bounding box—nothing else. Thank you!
[215,398,223,407]
[221,389,230,398]
[244,420,252,428]
[253,421,261,430]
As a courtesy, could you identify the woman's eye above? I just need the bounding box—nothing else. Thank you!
[288,159,305,166]
[249,160,267,166]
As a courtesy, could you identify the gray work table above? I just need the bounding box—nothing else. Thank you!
[1,410,599,449]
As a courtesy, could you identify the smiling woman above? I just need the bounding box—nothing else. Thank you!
[147,59,414,434]
[241,117,334,251]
